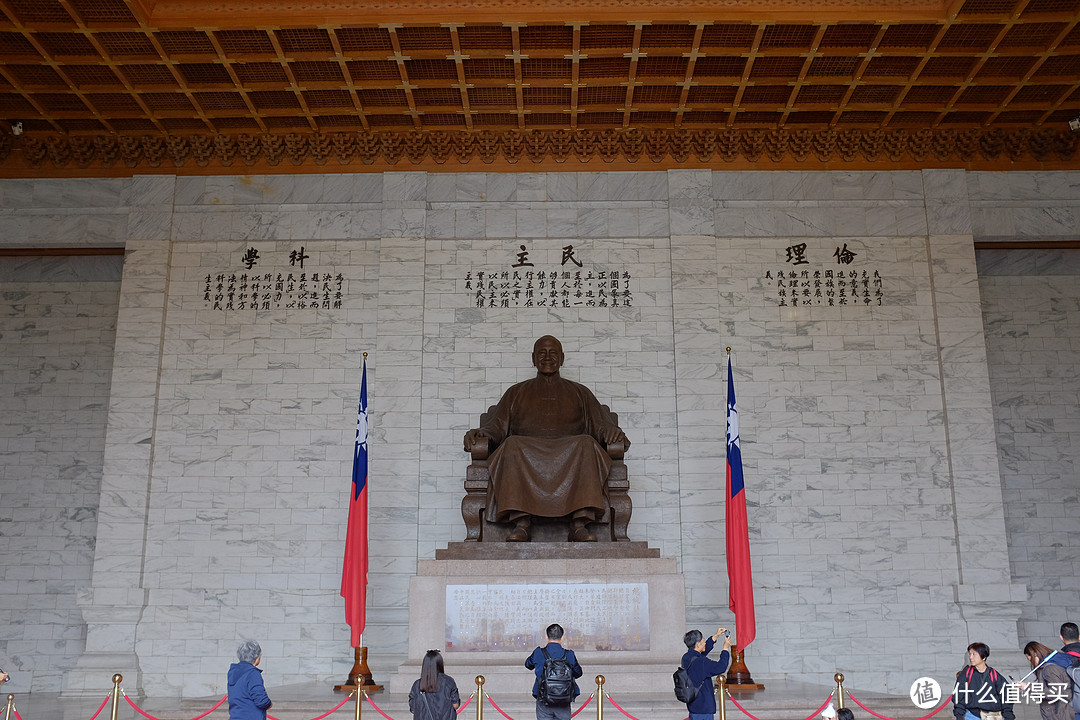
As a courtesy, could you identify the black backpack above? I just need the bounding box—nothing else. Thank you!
[1059,651,1080,713]
[537,647,575,706]
[674,657,702,704]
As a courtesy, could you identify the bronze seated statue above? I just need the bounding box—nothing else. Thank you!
[461,336,633,543]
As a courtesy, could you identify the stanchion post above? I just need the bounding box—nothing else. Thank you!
[717,675,727,720]
[834,673,845,710]
[355,687,364,720]
[5,693,13,720]
[476,675,485,720]
[595,675,605,720]
[110,674,122,720]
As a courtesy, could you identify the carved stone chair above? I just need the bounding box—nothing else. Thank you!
[462,404,632,542]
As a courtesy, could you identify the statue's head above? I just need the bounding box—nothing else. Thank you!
[532,335,564,376]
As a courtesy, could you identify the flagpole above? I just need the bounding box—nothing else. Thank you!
[336,354,382,694]
[725,348,764,692]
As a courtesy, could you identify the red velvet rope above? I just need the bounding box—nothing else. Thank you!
[267,692,352,720]
[124,688,348,720]
[727,690,834,720]
[365,693,398,720]
[571,695,592,717]
[483,692,590,720]
[604,693,648,720]
[86,694,112,720]
[365,691,474,720]
[847,692,953,720]
[124,692,228,720]
[364,689,473,720]
[69,680,951,720]
[485,695,517,720]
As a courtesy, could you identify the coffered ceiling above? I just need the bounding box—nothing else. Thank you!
[0,0,1078,174]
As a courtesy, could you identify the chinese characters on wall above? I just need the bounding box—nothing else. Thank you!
[765,242,885,307]
[466,243,633,309]
[445,583,649,652]
[203,245,344,312]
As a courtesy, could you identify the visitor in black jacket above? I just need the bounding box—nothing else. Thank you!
[952,642,1014,720]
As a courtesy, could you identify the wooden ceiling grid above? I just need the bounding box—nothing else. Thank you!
[0,0,1077,173]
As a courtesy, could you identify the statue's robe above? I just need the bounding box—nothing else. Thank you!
[478,375,622,522]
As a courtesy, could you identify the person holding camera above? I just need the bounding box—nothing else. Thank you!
[681,627,733,720]
[1018,641,1072,720]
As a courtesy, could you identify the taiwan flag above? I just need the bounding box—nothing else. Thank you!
[341,358,369,648]
[726,356,756,649]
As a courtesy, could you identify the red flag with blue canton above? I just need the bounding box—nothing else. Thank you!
[341,358,369,648]
[726,356,756,649]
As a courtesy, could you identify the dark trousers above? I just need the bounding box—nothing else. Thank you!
[535,701,571,720]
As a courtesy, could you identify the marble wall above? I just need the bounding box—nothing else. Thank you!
[979,249,1080,647]
[0,170,1077,698]
[0,254,122,693]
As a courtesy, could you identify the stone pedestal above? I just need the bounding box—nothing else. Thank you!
[388,548,686,697]
[62,588,147,698]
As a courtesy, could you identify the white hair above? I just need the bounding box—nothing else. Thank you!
[236,640,262,664]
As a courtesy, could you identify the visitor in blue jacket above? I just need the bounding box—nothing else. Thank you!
[228,640,273,720]
[680,627,732,720]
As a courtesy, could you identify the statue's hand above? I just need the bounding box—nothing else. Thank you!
[464,428,491,452]
[600,426,630,449]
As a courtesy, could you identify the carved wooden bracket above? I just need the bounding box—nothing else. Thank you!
[4,127,1077,174]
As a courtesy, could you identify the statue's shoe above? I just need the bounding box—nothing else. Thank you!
[507,526,531,542]
[568,525,597,542]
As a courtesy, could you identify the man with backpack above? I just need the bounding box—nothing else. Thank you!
[679,627,732,720]
[1051,622,1080,720]
[525,624,583,720]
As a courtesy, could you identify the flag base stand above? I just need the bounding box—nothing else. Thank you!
[334,646,383,694]
[725,648,764,692]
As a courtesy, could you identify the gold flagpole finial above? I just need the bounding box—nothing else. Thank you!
[726,347,732,354]
[363,352,368,358]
